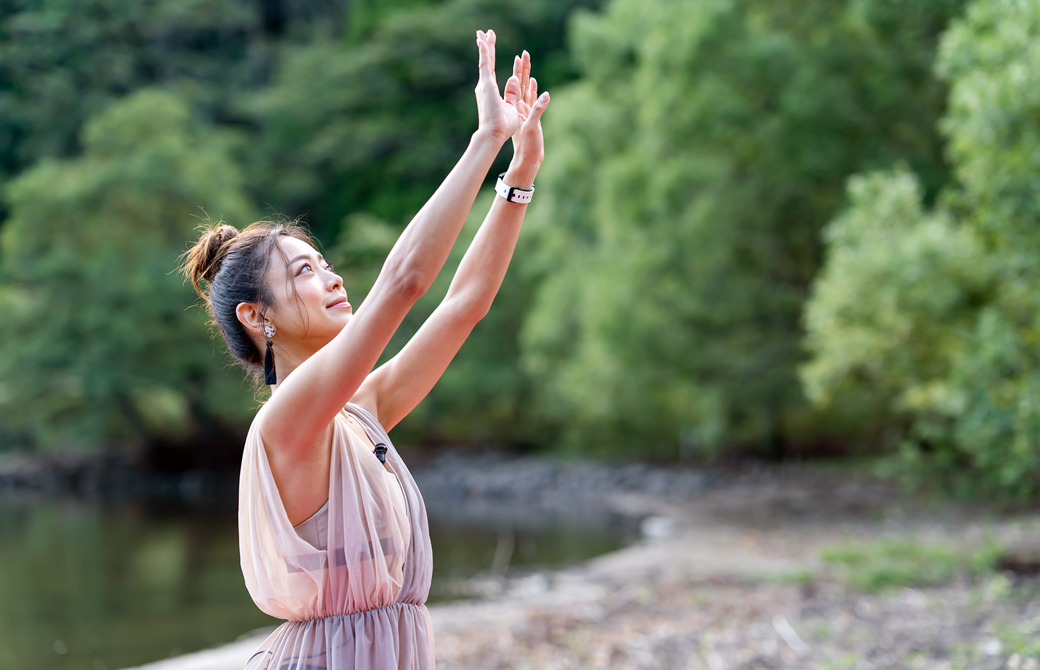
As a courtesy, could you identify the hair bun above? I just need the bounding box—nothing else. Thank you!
[181,223,240,298]
[201,225,240,282]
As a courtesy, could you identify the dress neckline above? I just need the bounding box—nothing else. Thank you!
[292,499,329,530]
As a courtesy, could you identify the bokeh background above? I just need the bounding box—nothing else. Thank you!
[5,0,1040,495]
[1,0,1039,667]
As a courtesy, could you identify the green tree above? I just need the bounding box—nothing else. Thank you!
[519,0,964,458]
[0,0,271,184]
[910,0,1040,496]
[801,170,991,447]
[803,0,1040,497]
[0,89,256,451]
[0,0,614,452]
[243,0,605,241]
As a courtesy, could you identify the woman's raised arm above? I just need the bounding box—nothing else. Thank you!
[256,30,522,456]
[354,52,549,431]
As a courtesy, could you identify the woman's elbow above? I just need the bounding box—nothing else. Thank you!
[464,303,490,325]
[387,267,429,302]
[446,293,490,325]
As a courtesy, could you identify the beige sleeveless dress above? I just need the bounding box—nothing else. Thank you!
[238,402,434,670]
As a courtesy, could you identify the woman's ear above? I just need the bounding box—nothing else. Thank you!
[236,302,265,337]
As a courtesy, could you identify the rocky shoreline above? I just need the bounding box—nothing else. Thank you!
[0,451,238,501]
[411,449,708,535]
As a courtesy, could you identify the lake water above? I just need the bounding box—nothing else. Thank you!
[0,491,631,670]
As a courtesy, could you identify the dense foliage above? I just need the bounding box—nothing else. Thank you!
[518,0,963,458]
[804,0,1040,497]
[0,0,601,452]
[245,0,603,239]
[0,0,1037,498]
[0,89,256,449]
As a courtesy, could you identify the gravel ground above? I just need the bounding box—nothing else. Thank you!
[434,571,1040,670]
[426,457,1040,670]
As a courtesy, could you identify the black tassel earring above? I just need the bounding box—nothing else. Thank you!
[263,324,277,385]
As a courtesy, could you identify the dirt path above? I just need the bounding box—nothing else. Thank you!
[431,467,1040,670]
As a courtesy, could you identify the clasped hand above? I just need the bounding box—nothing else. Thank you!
[475,29,549,179]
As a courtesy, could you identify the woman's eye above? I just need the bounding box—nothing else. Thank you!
[297,263,312,275]
[325,263,334,272]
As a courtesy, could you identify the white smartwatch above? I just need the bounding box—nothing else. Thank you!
[495,173,534,204]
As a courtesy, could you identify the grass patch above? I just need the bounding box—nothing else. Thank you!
[821,539,1003,592]
[820,653,860,670]
[995,601,1040,659]
[756,568,815,586]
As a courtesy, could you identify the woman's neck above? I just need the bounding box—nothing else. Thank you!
[269,325,346,388]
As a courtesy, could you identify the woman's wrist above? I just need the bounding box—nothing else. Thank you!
[503,161,540,191]
[472,127,510,150]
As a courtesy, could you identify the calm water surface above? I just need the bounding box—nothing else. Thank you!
[0,492,630,670]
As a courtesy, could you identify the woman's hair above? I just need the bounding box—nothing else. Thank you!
[180,219,314,378]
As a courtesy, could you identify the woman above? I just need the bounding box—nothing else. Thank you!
[180,29,548,670]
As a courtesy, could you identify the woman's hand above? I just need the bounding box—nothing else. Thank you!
[475,29,522,144]
[505,50,550,190]
[356,50,550,433]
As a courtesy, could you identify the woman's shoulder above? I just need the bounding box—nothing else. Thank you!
[249,400,352,446]
[245,401,314,450]
[246,401,269,433]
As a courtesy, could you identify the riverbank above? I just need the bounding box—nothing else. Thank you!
[119,455,1040,670]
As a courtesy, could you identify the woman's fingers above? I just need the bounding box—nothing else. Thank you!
[488,29,497,74]
[476,31,496,87]
[513,55,522,95]
[526,91,550,126]
[476,30,495,79]
[520,50,531,102]
[503,74,521,107]
[513,52,532,104]
[477,30,542,139]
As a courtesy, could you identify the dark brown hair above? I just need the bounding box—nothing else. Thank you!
[180,219,313,378]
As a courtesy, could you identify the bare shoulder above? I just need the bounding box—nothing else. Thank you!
[256,404,338,526]
[253,399,334,476]
[251,400,279,448]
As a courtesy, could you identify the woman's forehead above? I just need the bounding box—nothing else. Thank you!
[277,236,318,260]
[264,236,319,284]
[268,236,318,270]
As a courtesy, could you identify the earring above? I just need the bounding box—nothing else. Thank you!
[263,324,277,385]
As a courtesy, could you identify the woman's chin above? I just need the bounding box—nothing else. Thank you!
[326,304,352,320]
[328,310,352,331]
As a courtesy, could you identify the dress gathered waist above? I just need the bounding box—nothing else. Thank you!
[300,601,427,623]
[247,601,434,670]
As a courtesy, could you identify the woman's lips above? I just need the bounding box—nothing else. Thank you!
[327,298,351,310]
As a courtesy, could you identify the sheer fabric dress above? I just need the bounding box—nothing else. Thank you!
[238,402,434,670]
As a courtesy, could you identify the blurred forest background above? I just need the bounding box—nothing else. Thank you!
[0,0,1038,500]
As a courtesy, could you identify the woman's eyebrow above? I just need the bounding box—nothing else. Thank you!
[288,253,327,267]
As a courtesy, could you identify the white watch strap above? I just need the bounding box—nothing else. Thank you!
[495,173,534,204]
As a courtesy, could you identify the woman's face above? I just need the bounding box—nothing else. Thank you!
[263,236,351,352]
